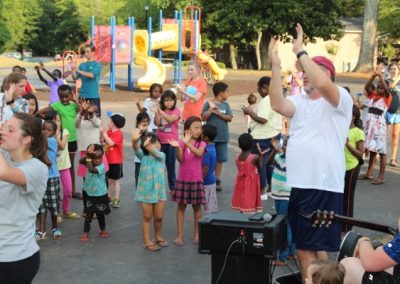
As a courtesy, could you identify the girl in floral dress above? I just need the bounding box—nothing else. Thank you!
[359,70,392,185]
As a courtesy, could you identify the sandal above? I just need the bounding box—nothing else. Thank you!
[64,211,80,219]
[358,174,373,180]
[98,231,109,238]
[192,239,199,245]
[174,239,184,246]
[389,159,397,167]
[80,233,89,242]
[371,178,385,185]
[52,228,63,240]
[143,243,161,251]
[155,240,168,247]
[34,231,47,242]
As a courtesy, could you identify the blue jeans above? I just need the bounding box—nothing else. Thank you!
[275,199,296,261]
[252,134,281,190]
[161,143,176,190]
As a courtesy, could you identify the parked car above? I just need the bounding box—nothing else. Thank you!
[1,52,22,60]
[22,57,52,63]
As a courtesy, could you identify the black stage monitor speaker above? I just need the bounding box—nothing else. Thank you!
[198,211,287,284]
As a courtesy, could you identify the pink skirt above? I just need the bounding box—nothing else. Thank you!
[77,151,109,177]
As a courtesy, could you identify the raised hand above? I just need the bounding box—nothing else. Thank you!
[34,65,40,72]
[39,62,45,69]
[268,38,281,69]
[87,144,95,156]
[133,93,140,104]
[143,136,152,147]
[292,23,304,55]
[183,130,192,144]
[168,139,180,148]
[131,128,143,142]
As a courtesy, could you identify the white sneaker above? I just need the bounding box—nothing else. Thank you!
[261,193,268,201]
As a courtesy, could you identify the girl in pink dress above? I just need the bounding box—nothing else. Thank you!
[232,133,264,213]
[168,116,206,246]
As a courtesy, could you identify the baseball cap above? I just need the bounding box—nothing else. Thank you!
[107,111,126,128]
[312,56,336,79]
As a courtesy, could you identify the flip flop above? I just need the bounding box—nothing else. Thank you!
[371,178,385,185]
[155,240,168,247]
[192,239,199,245]
[358,174,373,180]
[98,231,109,238]
[143,244,161,251]
[174,239,184,246]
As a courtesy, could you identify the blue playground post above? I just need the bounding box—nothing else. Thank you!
[158,10,163,62]
[193,10,198,61]
[148,17,152,57]
[110,16,116,92]
[128,16,135,91]
[90,16,95,45]
[178,10,183,83]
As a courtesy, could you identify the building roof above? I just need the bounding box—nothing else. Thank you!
[341,17,363,32]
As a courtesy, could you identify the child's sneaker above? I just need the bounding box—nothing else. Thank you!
[52,228,63,240]
[113,199,120,208]
[261,193,269,201]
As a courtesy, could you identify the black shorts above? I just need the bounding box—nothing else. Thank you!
[68,141,78,153]
[0,251,40,284]
[107,164,123,180]
[288,187,343,251]
[362,271,396,283]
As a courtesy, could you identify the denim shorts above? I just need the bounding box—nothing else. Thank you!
[385,112,400,125]
[215,142,228,163]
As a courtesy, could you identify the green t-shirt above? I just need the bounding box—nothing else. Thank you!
[51,102,78,142]
[345,127,365,170]
[76,61,101,99]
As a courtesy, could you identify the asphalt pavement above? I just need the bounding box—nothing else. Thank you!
[9,69,398,284]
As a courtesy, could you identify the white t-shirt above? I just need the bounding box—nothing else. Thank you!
[0,151,48,262]
[249,95,282,139]
[144,97,159,132]
[286,87,353,193]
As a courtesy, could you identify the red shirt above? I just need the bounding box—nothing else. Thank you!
[368,91,392,108]
[182,78,207,120]
[105,129,123,164]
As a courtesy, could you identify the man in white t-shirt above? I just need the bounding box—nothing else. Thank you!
[268,24,353,282]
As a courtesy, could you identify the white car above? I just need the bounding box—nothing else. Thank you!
[2,52,22,60]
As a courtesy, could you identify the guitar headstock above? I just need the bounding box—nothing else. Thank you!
[300,210,336,229]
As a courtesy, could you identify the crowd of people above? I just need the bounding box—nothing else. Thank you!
[0,25,399,284]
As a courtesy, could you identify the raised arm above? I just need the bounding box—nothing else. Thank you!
[292,24,340,107]
[268,39,296,118]
[34,66,48,85]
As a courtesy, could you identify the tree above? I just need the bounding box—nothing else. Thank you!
[0,2,11,52]
[354,0,379,72]
[379,0,400,39]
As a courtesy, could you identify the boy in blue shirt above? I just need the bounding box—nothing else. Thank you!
[202,124,218,215]
[36,121,62,241]
[201,82,233,191]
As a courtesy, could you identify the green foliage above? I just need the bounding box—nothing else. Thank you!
[381,44,397,61]
[337,0,365,17]
[325,43,339,56]
[379,0,400,39]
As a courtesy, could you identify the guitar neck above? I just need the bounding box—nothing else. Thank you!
[334,215,397,235]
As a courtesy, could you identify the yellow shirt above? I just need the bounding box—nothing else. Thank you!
[345,127,365,170]
[249,95,282,139]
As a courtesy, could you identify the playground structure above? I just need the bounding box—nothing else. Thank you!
[66,6,227,91]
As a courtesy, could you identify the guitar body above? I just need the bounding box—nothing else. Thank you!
[336,231,361,262]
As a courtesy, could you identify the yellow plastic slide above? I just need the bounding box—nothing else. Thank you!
[197,53,227,81]
[136,57,166,90]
